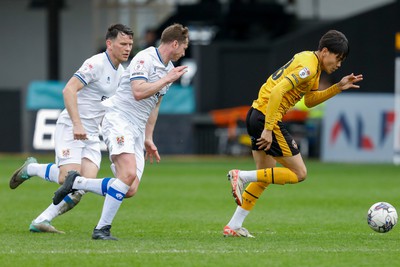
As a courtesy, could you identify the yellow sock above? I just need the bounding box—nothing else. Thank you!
[256,167,298,185]
[241,182,268,211]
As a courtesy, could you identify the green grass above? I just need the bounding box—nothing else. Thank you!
[0,154,399,266]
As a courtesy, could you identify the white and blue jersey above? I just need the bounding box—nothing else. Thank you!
[57,51,124,135]
[103,47,174,132]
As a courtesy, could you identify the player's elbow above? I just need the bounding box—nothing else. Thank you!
[133,91,146,100]
[304,99,314,109]
[62,86,73,97]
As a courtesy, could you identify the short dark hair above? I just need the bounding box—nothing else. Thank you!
[106,24,134,40]
[318,30,349,60]
[160,23,189,44]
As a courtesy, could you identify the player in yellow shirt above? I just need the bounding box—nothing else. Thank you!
[223,30,363,237]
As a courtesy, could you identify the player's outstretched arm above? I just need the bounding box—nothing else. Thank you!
[337,73,363,91]
[131,66,188,100]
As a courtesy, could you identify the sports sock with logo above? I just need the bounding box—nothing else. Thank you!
[96,179,129,229]
[256,167,298,184]
[241,182,269,211]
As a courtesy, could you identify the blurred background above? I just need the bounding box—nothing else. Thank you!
[0,0,399,163]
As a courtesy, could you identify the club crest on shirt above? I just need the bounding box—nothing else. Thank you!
[299,67,310,79]
[292,139,298,150]
[116,136,125,146]
[62,149,70,158]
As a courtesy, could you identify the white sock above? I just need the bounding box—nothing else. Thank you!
[33,202,65,223]
[96,179,129,229]
[73,176,115,196]
[33,191,85,223]
[239,170,257,184]
[227,206,250,229]
[27,163,60,183]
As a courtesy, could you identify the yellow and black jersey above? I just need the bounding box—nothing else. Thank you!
[252,51,341,130]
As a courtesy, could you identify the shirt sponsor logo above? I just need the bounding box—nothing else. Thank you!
[155,92,165,98]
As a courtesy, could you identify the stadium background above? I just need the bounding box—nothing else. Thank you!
[0,0,398,162]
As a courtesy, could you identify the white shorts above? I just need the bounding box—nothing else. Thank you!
[54,123,102,169]
[102,112,145,180]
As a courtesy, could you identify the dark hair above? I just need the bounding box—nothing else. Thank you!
[318,30,349,60]
[106,24,134,40]
[160,23,189,44]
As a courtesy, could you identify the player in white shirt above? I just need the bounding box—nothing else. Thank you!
[9,24,134,233]
[52,23,189,240]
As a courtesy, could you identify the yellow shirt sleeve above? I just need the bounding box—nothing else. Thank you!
[304,84,341,108]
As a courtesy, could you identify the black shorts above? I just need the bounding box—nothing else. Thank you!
[246,107,300,157]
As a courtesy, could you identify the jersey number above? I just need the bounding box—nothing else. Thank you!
[272,58,294,80]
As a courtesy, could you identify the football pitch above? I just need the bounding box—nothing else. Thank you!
[0,154,399,267]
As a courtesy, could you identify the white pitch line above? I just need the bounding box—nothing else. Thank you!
[2,247,400,255]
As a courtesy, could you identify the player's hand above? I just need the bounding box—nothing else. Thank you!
[145,140,160,164]
[256,129,273,151]
[337,73,363,91]
[166,66,188,83]
[73,124,88,140]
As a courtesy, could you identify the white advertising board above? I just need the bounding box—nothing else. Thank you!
[32,109,107,151]
[322,94,394,163]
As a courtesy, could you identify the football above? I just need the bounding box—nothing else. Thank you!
[367,202,398,233]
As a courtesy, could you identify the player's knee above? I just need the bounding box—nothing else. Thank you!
[125,186,138,198]
[119,170,137,186]
[124,177,140,198]
[297,168,307,182]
